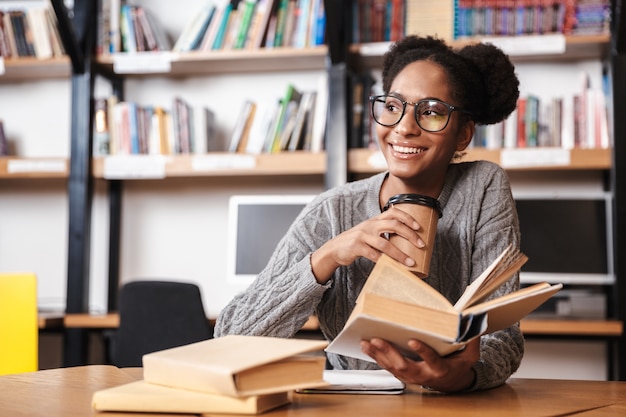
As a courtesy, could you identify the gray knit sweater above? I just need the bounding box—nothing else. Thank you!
[215,160,524,391]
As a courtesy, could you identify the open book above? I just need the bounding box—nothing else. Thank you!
[143,335,328,397]
[326,245,562,359]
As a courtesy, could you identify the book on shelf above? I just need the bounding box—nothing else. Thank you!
[229,100,257,153]
[326,245,563,360]
[454,0,609,38]
[101,2,171,54]
[233,0,258,48]
[352,0,404,43]
[272,0,290,47]
[222,0,245,49]
[93,98,110,156]
[288,90,316,151]
[268,83,301,152]
[246,0,276,49]
[211,0,237,50]
[142,335,328,397]
[0,119,8,156]
[92,380,290,415]
[172,4,217,52]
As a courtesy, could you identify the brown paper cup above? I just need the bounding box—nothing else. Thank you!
[384,194,442,278]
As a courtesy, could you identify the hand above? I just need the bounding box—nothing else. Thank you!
[310,207,425,284]
[360,337,479,393]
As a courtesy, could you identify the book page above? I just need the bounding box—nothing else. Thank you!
[454,245,528,311]
[462,283,563,334]
[363,254,453,312]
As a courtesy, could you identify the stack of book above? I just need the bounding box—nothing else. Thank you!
[92,335,328,415]
[351,0,611,44]
[98,0,326,55]
[0,4,65,59]
[93,96,219,156]
[228,80,327,154]
[98,1,172,54]
[171,0,326,52]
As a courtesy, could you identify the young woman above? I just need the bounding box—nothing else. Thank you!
[215,36,522,393]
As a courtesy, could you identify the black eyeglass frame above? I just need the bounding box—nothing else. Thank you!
[369,94,472,132]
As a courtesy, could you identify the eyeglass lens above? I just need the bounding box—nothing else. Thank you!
[372,95,453,132]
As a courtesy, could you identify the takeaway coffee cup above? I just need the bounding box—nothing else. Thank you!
[383,193,442,278]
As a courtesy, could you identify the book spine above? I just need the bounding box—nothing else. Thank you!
[93,98,110,156]
[272,0,289,46]
[212,3,234,49]
[234,0,257,49]
[0,119,8,156]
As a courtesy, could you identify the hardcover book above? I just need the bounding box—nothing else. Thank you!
[326,246,562,359]
[143,335,328,397]
[92,380,290,414]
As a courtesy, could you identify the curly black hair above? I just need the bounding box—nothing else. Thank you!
[381,36,520,126]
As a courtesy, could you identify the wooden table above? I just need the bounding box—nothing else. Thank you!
[1,365,625,416]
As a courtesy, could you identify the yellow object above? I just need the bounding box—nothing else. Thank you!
[0,273,38,375]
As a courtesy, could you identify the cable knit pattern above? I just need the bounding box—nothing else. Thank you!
[215,160,524,391]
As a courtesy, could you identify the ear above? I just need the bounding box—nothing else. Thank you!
[456,120,475,152]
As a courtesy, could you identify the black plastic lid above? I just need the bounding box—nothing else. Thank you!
[383,193,443,218]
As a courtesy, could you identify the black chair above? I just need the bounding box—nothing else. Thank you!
[109,280,213,367]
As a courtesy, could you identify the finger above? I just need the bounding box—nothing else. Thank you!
[381,206,422,231]
[378,209,426,248]
[407,339,440,365]
[362,338,409,370]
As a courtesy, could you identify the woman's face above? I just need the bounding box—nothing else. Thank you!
[376,60,473,196]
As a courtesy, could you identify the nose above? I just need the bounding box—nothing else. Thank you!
[393,108,421,135]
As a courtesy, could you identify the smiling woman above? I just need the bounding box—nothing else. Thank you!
[215,35,522,395]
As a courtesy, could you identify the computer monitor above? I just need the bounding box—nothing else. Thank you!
[514,191,614,285]
[227,194,315,286]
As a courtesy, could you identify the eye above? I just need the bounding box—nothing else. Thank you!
[418,101,448,118]
[384,97,403,113]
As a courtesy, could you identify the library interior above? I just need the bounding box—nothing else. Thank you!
[1,0,626,415]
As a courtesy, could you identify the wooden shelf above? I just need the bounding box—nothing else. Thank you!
[96,46,329,77]
[520,319,623,337]
[92,151,327,179]
[348,147,612,175]
[0,157,69,179]
[0,57,71,82]
[60,314,622,338]
[350,34,610,69]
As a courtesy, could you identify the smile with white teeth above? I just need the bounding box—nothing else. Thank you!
[392,144,425,154]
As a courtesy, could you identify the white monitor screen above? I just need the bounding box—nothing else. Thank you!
[227,195,315,286]
[515,192,614,285]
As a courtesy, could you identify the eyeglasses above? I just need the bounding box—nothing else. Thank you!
[370,94,471,132]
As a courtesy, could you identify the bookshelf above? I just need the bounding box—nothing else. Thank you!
[92,152,326,178]
[96,46,328,76]
[349,34,611,68]
[0,2,74,343]
[0,157,68,178]
[348,147,613,175]
[69,0,332,370]
[0,56,71,82]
